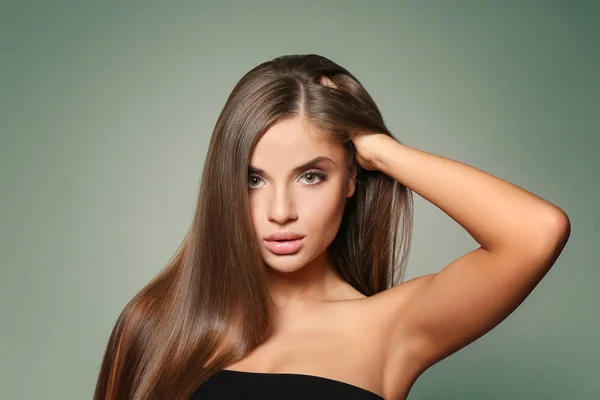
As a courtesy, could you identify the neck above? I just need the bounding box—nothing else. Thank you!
[265,250,344,310]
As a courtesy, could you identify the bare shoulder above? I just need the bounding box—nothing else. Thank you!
[364,275,435,306]
[339,275,436,341]
[364,275,434,343]
[358,274,435,323]
[352,275,437,397]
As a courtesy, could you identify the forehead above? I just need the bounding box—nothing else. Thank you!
[250,117,343,168]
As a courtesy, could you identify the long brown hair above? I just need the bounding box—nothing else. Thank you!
[93,54,414,400]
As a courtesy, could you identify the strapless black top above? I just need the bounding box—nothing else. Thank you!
[190,369,385,399]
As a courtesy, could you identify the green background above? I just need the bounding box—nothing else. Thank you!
[1,1,597,399]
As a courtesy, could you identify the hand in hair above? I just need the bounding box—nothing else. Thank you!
[349,130,388,171]
[319,75,387,171]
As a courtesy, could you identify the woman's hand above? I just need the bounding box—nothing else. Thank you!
[319,75,390,171]
[350,131,389,171]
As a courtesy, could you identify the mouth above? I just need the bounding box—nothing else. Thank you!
[264,232,305,241]
[263,237,305,255]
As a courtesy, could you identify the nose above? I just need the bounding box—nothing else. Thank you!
[267,185,298,224]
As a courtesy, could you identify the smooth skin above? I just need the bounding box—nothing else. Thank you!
[352,131,570,398]
[231,124,569,400]
[230,77,571,399]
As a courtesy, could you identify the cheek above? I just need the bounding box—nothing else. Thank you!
[297,187,346,238]
[248,194,263,238]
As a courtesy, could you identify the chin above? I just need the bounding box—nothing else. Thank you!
[263,253,309,273]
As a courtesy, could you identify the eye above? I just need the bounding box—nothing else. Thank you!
[298,170,328,185]
[247,170,328,190]
[248,175,264,189]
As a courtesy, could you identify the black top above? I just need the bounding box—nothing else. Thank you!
[190,369,385,399]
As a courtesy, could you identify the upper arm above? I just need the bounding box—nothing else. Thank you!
[369,218,569,374]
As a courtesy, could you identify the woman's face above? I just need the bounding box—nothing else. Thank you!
[248,116,355,273]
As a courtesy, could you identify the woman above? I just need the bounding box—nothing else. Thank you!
[93,54,570,400]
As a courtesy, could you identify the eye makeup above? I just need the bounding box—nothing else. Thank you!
[248,169,328,189]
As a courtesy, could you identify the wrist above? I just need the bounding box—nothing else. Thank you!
[370,134,399,171]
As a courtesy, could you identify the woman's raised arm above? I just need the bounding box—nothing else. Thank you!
[355,133,570,373]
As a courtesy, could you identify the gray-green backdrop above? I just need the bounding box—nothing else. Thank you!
[1,1,597,399]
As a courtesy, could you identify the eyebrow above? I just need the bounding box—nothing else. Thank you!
[248,156,335,178]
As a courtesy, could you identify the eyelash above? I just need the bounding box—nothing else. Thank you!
[248,170,328,189]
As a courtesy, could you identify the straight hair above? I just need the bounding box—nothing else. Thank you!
[93,54,413,400]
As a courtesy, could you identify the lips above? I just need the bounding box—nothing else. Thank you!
[263,231,305,255]
[264,231,305,241]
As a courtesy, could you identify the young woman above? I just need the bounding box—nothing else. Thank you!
[93,54,570,400]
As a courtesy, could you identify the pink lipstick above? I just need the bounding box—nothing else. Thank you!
[264,231,305,255]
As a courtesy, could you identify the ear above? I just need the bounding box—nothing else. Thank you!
[346,164,357,198]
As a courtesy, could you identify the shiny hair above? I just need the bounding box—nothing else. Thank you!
[93,54,413,400]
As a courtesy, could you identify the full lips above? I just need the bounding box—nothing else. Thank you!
[264,238,304,255]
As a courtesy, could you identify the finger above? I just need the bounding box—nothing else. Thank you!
[319,76,339,89]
